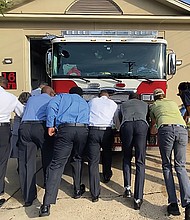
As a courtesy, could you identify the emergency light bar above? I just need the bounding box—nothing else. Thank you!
[61,30,158,38]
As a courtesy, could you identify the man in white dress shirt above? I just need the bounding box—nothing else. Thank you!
[86,90,117,202]
[0,76,24,207]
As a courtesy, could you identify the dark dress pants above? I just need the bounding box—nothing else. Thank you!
[101,129,114,179]
[18,122,53,203]
[120,120,148,200]
[0,124,11,194]
[87,128,114,198]
[43,126,88,205]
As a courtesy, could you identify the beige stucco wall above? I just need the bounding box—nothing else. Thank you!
[9,0,182,15]
[165,30,190,105]
[0,0,189,105]
[115,0,182,15]
[9,0,76,14]
[0,29,29,95]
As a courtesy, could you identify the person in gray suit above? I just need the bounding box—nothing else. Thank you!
[119,92,149,210]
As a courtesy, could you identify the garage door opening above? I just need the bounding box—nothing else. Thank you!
[30,38,51,90]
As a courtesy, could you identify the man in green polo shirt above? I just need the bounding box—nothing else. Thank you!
[150,88,190,220]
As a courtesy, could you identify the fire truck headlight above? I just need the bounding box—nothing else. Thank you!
[141,94,154,101]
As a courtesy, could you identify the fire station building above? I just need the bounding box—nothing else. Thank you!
[0,0,190,105]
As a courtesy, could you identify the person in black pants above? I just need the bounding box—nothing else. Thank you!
[119,92,149,210]
[17,86,55,207]
[87,127,115,202]
[86,90,118,202]
[0,76,24,207]
[39,86,89,217]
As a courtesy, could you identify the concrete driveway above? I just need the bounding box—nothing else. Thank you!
[0,146,189,220]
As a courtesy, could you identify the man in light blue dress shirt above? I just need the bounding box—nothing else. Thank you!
[39,86,89,217]
[17,86,55,207]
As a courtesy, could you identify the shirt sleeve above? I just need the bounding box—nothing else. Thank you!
[113,107,121,130]
[149,104,155,120]
[14,100,24,117]
[46,95,61,127]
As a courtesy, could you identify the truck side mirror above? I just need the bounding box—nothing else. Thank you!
[45,48,52,78]
[168,52,176,75]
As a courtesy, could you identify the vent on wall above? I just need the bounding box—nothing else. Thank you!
[66,0,123,15]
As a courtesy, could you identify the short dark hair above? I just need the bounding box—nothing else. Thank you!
[154,94,165,101]
[129,92,139,100]
[178,82,190,91]
[99,90,109,96]
[0,76,8,88]
[69,86,83,96]
[18,92,31,104]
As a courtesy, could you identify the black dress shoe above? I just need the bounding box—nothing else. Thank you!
[167,203,180,216]
[123,189,132,198]
[185,203,190,220]
[80,184,85,195]
[0,198,6,207]
[103,174,112,183]
[103,176,111,183]
[103,171,113,183]
[74,184,86,199]
[134,199,143,210]
[24,195,37,207]
[92,196,99,203]
[74,190,81,199]
[39,204,50,217]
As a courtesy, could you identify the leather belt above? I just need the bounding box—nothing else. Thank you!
[22,120,45,124]
[89,126,112,131]
[0,122,10,126]
[160,124,186,129]
[59,123,88,128]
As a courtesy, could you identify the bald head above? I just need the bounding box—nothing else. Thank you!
[41,86,55,97]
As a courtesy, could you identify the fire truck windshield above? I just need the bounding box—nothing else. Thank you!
[52,42,166,79]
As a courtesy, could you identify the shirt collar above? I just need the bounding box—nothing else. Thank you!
[100,96,108,99]
[0,86,5,92]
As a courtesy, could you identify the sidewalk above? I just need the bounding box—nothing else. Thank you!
[1,146,190,220]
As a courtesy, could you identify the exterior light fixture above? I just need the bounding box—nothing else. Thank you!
[176,60,182,66]
[3,58,13,64]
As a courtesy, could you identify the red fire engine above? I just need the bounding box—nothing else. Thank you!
[45,30,178,150]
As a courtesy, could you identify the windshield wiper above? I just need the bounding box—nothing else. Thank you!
[143,78,153,83]
[66,75,90,83]
[97,75,122,83]
[125,74,153,83]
